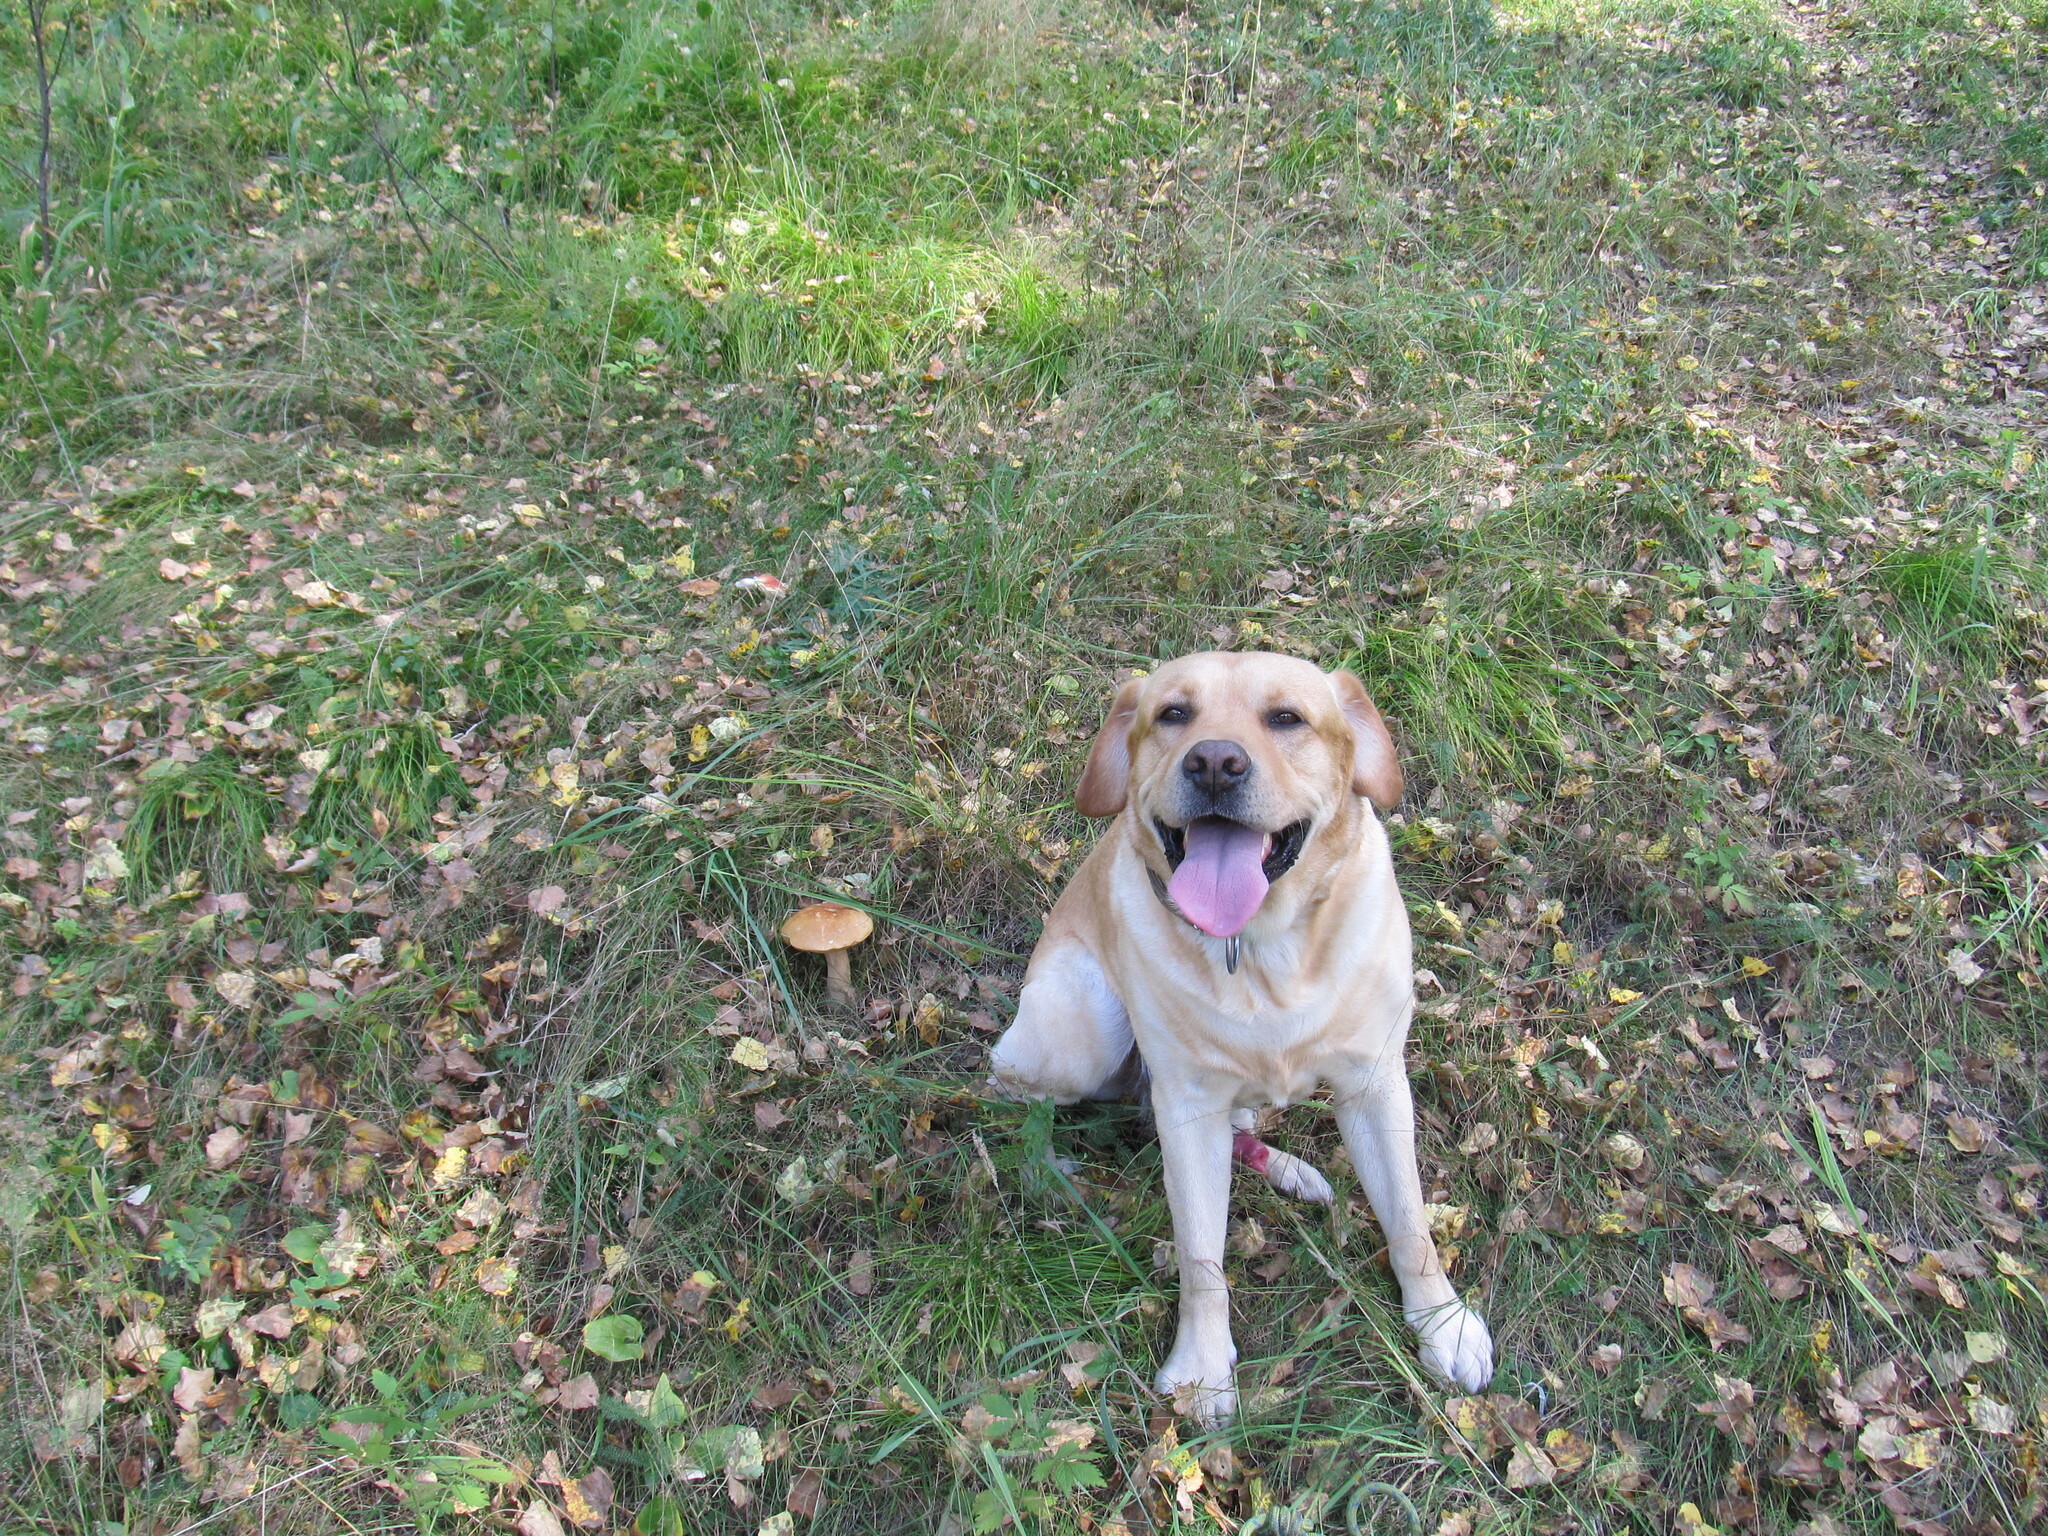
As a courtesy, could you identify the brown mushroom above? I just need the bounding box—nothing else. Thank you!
[780,903,873,1011]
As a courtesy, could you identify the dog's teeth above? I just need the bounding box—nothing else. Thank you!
[1262,834,1274,857]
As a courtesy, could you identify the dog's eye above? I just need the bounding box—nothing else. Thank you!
[1267,709,1304,728]
[1157,705,1190,725]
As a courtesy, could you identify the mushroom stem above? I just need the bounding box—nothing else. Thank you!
[823,949,854,1011]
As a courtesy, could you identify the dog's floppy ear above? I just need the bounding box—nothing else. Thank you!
[1075,676,1145,817]
[1329,670,1403,811]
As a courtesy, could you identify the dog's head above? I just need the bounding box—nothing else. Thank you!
[1073,652,1401,938]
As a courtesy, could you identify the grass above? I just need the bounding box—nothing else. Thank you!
[2,0,2046,1531]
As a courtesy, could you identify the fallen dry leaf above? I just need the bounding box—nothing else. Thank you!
[172,1368,215,1413]
[1692,1375,1757,1442]
[476,1256,520,1296]
[204,1125,249,1171]
[1945,1115,1988,1154]
[561,1467,613,1529]
[1662,1262,1715,1309]
[244,1303,294,1339]
[1542,1427,1594,1475]
[1968,1396,2016,1434]
[1504,1440,1556,1488]
[787,1466,826,1518]
[557,1373,599,1410]
[212,970,259,1009]
[1684,1305,1753,1351]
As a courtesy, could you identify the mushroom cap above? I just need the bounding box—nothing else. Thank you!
[780,902,873,953]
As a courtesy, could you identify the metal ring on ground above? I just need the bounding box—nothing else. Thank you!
[1344,1481,1424,1536]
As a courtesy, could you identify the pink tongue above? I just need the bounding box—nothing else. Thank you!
[1168,818,1270,938]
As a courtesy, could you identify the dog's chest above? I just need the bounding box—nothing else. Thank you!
[1137,974,1371,1106]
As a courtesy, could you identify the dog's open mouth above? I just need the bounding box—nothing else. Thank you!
[1154,816,1310,938]
[1156,817,1309,881]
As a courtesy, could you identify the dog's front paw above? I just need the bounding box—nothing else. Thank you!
[1155,1342,1238,1426]
[1407,1299,1494,1392]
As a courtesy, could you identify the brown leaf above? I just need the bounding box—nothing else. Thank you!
[204,1124,250,1171]
[346,1119,403,1157]
[1662,1262,1714,1309]
[1504,1440,1556,1488]
[173,1414,204,1482]
[1442,1396,1509,1456]
[1692,1375,1757,1442]
[1543,1428,1594,1476]
[753,1101,788,1132]
[1587,1343,1624,1376]
[1944,1115,1987,1154]
[1635,1379,1675,1421]
[1849,1360,1901,1406]
[1771,1444,1829,1487]
[213,970,259,1009]
[752,1379,804,1410]
[1759,1223,1808,1255]
[846,1250,874,1296]
[172,1368,216,1413]
[556,1373,599,1411]
[1683,1305,1753,1351]
[562,1468,613,1529]
[787,1467,826,1518]
[245,1304,294,1339]
[1756,1256,1810,1302]
[476,1256,519,1296]
[527,885,568,915]
[517,1504,567,1536]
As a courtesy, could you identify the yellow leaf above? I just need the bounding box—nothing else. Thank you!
[1607,986,1643,1005]
[730,1037,770,1071]
[477,1257,520,1296]
[1739,956,1769,978]
[432,1144,469,1184]
[1965,1330,2007,1364]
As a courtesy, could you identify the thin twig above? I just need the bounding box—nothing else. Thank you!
[28,0,54,252]
[336,9,517,279]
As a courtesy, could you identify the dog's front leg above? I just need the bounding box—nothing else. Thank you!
[1151,1082,1238,1425]
[1333,1067,1495,1392]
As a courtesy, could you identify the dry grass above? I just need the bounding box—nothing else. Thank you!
[0,0,2043,1532]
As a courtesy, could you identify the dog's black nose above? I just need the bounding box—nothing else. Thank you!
[1182,739,1251,795]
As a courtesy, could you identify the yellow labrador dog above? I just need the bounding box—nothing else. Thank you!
[990,651,1493,1422]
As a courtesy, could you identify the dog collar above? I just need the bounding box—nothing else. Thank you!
[1147,868,1243,975]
